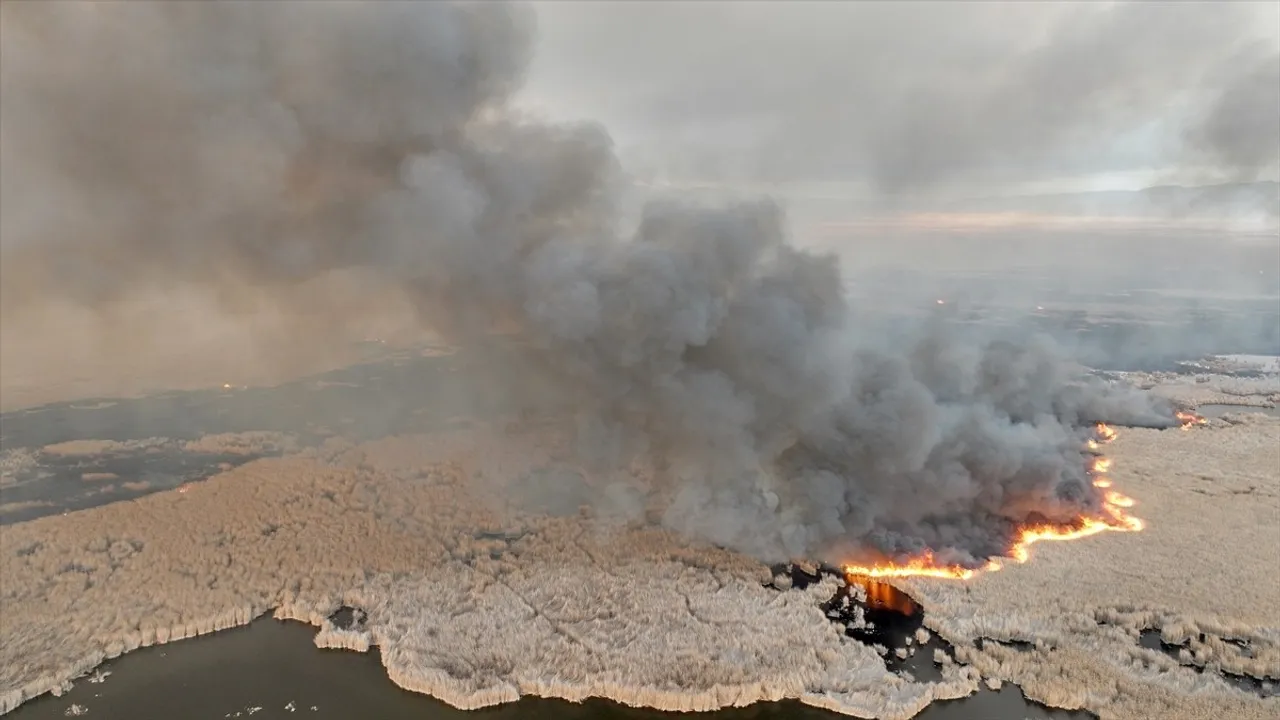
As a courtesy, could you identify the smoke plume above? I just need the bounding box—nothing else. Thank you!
[0,1,1178,565]
[527,2,1280,196]
[1185,43,1280,187]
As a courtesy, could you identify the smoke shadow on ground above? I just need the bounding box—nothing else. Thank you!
[0,445,269,525]
[0,345,504,450]
[0,341,556,525]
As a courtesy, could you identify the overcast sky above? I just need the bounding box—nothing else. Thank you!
[516,1,1280,197]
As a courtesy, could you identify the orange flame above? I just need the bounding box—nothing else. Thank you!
[1095,422,1118,443]
[1175,411,1207,431]
[1105,490,1135,508]
[1004,514,1135,564]
[859,578,923,615]
[1091,457,1113,487]
[841,425,1142,582]
[843,552,1003,581]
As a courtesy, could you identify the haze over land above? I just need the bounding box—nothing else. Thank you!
[524,2,1279,196]
[0,2,1277,719]
[3,0,1276,565]
[2,370,1279,719]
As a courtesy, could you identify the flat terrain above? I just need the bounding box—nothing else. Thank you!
[1,367,1277,719]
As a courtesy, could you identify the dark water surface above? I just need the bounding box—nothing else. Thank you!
[0,344,542,525]
[0,345,492,451]
[0,333,1185,720]
[7,617,1095,720]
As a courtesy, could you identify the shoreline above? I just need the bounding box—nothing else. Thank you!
[0,442,985,720]
[0,596,1000,720]
[18,563,1275,720]
[3,378,1277,720]
[4,611,1096,720]
[270,589,986,719]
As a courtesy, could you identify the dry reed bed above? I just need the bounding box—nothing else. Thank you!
[1,430,973,718]
[899,415,1280,720]
[2,411,1277,719]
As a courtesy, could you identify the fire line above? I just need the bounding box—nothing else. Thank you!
[1175,411,1208,431]
[843,421,1142,582]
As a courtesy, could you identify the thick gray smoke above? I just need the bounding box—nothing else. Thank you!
[528,2,1280,196]
[0,1,1179,566]
[1185,44,1280,189]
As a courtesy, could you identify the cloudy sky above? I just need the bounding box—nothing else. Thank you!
[516,1,1280,197]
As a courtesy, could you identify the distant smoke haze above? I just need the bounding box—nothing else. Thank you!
[0,1,1231,566]
[523,1,1280,197]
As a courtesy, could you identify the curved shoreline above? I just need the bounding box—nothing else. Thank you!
[0,438,981,720]
[3,410,1278,719]
[1,594,982,720]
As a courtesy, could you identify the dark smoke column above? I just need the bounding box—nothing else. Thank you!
[0,1,1175,566]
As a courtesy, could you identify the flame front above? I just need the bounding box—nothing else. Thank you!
[843,552,1004,581]
[1091,455,1113,488]
[1175,411,1207,431]
[842,421,1142,581]
[1105,490,1135,508]
[1095,422,1118,442]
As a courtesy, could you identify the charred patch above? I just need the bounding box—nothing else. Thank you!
[327,606,367,631]
[14,540,43,557]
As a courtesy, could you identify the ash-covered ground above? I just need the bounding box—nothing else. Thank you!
[1,349,1276,720]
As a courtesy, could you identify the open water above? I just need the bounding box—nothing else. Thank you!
[5,321,1228,720]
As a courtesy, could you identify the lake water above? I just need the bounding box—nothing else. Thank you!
[0,340,1133,720]
[6,616,1094,720]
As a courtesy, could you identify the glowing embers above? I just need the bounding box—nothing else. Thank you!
[1002,512,1141,565]
[841,421,1144,581]
[1175,410,1208,431]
